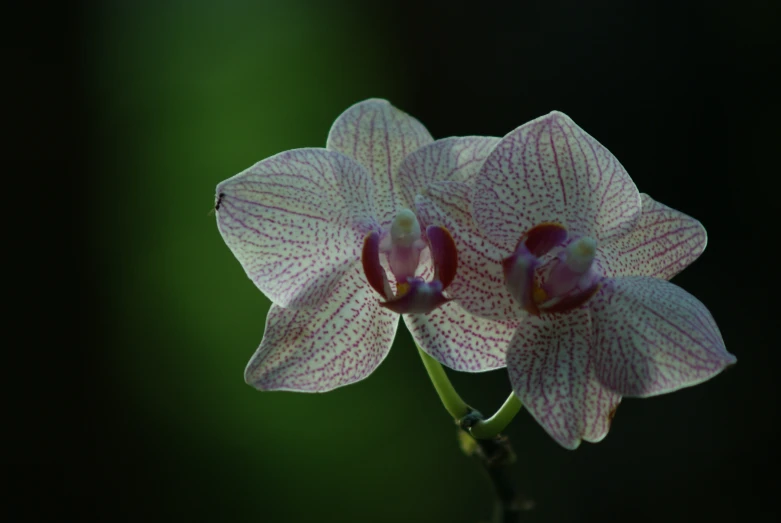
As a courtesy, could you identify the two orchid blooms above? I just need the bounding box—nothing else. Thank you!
[216,99,735,449]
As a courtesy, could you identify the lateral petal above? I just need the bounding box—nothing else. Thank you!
[590,276,736,397]
[405,301,519,372]
[598,194,707,280]
[217,148,379,309]
[244,264,399,392]
[507,309,622,449]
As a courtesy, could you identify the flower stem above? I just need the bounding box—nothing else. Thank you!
[469,393,523,439]
[476,436,523,523]
[416,344,529,522]
[415,345,471,419]
[415,344,523,436]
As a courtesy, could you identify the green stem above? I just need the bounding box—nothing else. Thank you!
[469,393,523,439]
[416,344,527,522]
[415,345,470,419]
[473,436,521,523]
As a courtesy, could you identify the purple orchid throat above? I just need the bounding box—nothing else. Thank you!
[362,211,458,315]
[503,222,602,316]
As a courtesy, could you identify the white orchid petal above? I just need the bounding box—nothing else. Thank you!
[244,264,399,392]
[590,277,736,397]
[326,99,433,226]
[405,301,519,372]
[507,309,622,450]
[598,194,707,279]
[472,111,641,253]
[217,148,379,309]
[397,136,500,207]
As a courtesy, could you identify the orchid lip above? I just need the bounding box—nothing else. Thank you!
[503,225,600,315]
[503,244,540,314]
[380,278,451,314]
[539,282,602,314]
[361,216,458,315]
[544,236,598,298]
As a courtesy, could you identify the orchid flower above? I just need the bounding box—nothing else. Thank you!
[215,99,517,392]
[444,111,736,449]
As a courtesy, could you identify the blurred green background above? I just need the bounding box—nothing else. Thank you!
[62,0,778,522]
[91,2,507,521]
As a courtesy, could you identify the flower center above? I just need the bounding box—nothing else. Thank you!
[381,208,428,282]
[503,223,601,315]
[361,209,458,315]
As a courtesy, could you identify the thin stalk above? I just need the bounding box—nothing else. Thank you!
[416,345,470,419]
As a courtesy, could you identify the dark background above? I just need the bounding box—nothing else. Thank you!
[8,0,778,521]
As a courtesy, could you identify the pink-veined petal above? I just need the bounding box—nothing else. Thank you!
[472,111,641,254]
[507,309,622,450]
[414,180,523,321]
[244,264,399,392]
[326,99,433,226]
[404,301,520,372]
[598,194,708,280]
[217,148,379,309]
[590,276,735,397]
[397,136,500,207]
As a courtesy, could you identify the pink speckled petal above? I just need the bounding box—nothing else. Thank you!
[244,264,399,392]
[326,99,433,226]
[397,136,500,207]
[507,309,622,450]
[598,194,708,280]
[414,180,523,321]
[404,301,519,371]
[217,148,379,309]
[590,276,736,397]
[472,112,641,254]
